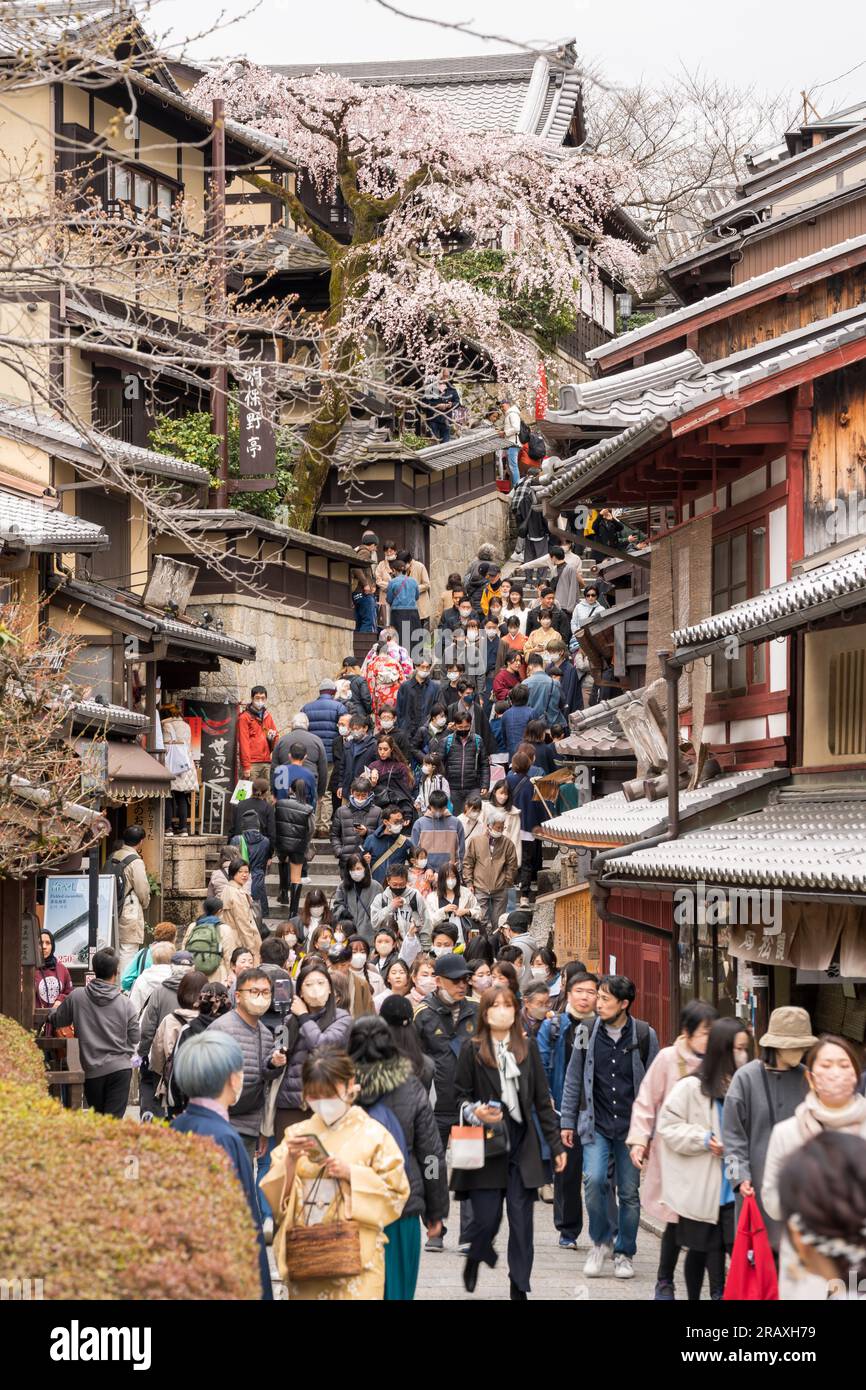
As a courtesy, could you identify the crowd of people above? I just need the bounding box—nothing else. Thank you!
[39,526,866,1304]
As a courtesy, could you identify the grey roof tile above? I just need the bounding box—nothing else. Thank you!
[673,546,866,655]
[171,508,364,563]
[538,768,780,844]
[51,576,256,662]
[609,794,866,892]
[0,401,210,485]
[0,490,109,552]
[232,226,330,276]
[589,233,866,364]
[414,427,500,470]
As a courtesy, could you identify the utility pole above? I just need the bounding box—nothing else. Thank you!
[209,98,229,509]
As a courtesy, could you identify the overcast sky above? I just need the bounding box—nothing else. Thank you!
[150,0,865,115]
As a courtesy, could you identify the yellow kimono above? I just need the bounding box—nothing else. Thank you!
[261,1105,410,1301]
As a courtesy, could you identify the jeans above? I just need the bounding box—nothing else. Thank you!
[582,1133,641,1257]
[506,445,521,488]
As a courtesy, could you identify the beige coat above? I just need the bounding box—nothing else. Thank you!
[463,834,518,894]
[656,1075,723,1225]
[220,881,261,970]
[407,559,432,621]
[762,1092,866,1222]
[112,846,151,950]
[482,800,522,866]
[626,1038,701,1223]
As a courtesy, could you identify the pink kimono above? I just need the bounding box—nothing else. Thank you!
[626,1038,702,1224]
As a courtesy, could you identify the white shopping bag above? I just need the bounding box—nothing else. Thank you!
[230,779,254,805]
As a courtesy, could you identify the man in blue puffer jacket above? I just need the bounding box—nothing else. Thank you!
[301,679,347,762]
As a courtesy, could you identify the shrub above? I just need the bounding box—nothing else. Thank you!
[0,1082,262,1299]
[0,1014,47,1093]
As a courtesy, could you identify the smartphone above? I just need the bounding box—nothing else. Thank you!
[486,1101,502,1111]
[301,1133,330,1162]
[273,978,293,1008]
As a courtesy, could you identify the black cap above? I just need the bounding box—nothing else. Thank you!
[328,945,353,964]
[433,953,471,980]
[506,910,532,933]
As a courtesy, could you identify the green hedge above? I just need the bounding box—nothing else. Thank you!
[0,1014,48,1093]
[0,1080,262,1299]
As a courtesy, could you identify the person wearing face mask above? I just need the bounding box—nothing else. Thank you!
[657,1018,753,1300]
[412,704,451,767]
[237,685,279,781]
[414,953,479,1153]
[457,791,487,856]
[722,1005,816,1256]
[370,865,430,942]
[330,777,383,870]
[326,944,377,1020]
[307,923,336,961]
[340,716,380,798]
[430,925,461,959]
[537,971,599,1250]
[367,734,416,821]
[331,853,376,944]
[374,705,412,761]
[468,960,494,1001]
[171,1031,273,1299]
[454,984,566,1298]
[396,657,441,736]
[408,956,437,1011]
[414,750,450,817]
[463,811,518,936]
[528,947,561,999]
[262,1048,410,1301]
[330,715,352,816]
[761,1034,866,1299]
[626,1000,719,1296]
[560,974,660,1281]
[436,713,490,815]
[439,583,470,633]
[273,962,353,1144]
[427,861,483,946]
[406,844,436,899]
[219,861,262,975]
[287,889,331,943]
[206,967,287,1164]
[411,788,465,874]
[362,805,413,886]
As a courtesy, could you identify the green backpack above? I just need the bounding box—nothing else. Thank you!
[184,919,222,976]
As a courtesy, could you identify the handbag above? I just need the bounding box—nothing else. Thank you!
[282,1173,363,1282]
[723,1193,779,1301]
[449,1102,510,1168]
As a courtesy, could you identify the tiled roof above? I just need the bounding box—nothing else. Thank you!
[171,509,363,563]
[271,47,583,145]
[588,233,866,365]
[708,129,866,230]
[0,490,109,552]
[0,402,210,485]
[539,306,866,505]
[538,768,783,845]
[547,351,708,433]
[672,546,866,657]
[554,692,640,760]
[68,698,150,733]
[49,576,256,662]
[232,226,330,276]
[414,427,500,471]
[608,793,866,892]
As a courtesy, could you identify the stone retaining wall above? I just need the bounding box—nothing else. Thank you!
[179,595,355,732]
[428,492,511,610]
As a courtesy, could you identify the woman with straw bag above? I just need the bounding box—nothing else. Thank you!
[261,1048,409,1300]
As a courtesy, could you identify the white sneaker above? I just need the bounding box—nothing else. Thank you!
[613,1254,635,1279]
[583,1243,612,1278]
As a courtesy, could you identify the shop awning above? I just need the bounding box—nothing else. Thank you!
[106,743,172,801]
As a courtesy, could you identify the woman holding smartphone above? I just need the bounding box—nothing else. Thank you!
[453,984,565,1300]
[262,1048,410,1301]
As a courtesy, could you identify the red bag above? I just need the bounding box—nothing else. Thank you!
[723,1193,779,1300]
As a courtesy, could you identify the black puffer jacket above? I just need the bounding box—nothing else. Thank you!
[414,993,479,1124]
[330,800,382,862]
[274,793,315,858]
[354,1056,449,1222]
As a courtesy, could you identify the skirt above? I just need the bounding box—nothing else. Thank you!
[383,1214,422,1301]
[676,1202,736,1254]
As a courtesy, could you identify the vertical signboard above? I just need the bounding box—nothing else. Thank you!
[185,701,237,834]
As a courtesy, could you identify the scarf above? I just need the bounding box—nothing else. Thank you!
[795,1089,866,1138]
[496,1039,522,1122]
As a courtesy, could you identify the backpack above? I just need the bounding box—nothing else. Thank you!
[108,852,138,919]
[185,918,223,976]
[162,1018,193,1115]
[518,420,530,445]
[527,431,546,461]
[443,733,482,757]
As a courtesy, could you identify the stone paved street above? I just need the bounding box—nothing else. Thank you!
[415,1200,662,1302]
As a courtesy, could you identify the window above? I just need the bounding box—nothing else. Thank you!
[66,643,115,703]
[711,522,768,694]
[108,161,177,227]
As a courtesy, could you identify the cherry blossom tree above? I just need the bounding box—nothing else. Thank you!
[191,61,645,529]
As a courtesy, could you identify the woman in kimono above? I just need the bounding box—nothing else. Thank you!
[261,1047,410,1301]
[363,642,409,720]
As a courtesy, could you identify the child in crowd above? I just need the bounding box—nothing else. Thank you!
[414,750,450,815]
[406,843,437,899]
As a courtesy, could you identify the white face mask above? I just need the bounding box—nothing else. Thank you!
[422,766,433,777]
[488,1008,515,1030]
[307,1096,350,1126]
[531,967,548,980]
[415,858,428,870]
[349,868,366,882]
[489,829,504,839]
[733,1048,750,1070]
[433,717,447,729]
[284,933,297,948]
[241,997,270,1017]
[431,945,451,957]
[351,955,367,972]
[445,877,457,890]
[472,974,491,990]
[380,719,395,730]
[301,982,330,1010]
[334,931,345,944]
[309,907,324,920]
[416,975,437,995]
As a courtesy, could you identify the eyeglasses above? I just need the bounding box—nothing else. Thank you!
[239,988,271,1000]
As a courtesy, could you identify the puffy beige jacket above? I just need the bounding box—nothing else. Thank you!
[220,881,261,970]
[407,560,432,621]
[657,1075,723,1224]
[112,847,151,949]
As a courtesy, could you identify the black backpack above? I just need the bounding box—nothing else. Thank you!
[527,431,546,461]
[518,420,530,445]
[108,852,138,917]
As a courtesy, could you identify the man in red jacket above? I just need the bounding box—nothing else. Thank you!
[237,686,279,779]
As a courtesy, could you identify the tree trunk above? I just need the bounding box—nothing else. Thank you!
[287,387,350,531]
